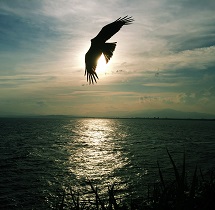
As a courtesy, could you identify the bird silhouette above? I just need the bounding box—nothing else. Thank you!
[85,16,134,84]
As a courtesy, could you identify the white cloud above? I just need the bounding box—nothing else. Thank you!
[0,0,215,116]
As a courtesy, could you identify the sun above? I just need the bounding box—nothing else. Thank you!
[96,54,107,74]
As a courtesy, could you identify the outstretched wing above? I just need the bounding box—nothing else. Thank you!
[94,16,134,42]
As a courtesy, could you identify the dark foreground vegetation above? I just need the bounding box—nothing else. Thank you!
[55,150,215,210]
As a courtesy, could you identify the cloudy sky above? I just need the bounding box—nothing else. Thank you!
[0,0,215,117]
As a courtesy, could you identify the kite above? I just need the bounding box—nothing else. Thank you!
[85,16,134,84]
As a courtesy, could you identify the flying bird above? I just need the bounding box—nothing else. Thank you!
[85,16,134,84]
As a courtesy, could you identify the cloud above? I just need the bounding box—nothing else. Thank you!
[0,0,215,117]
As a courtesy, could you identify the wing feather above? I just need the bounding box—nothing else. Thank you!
[94,16,134,42]
[85,48,100,84]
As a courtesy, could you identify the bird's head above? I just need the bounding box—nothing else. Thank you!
[91,38,96,43]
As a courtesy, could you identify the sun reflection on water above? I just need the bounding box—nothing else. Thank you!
[65,119,129,185]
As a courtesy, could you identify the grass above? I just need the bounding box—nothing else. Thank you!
[55,149,215,209]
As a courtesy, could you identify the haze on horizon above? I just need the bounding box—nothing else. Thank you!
[0,0,215,118]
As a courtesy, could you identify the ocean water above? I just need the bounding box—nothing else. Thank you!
[0,118,215,209]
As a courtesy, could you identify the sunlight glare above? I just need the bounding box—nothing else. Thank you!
[96,54,107,74]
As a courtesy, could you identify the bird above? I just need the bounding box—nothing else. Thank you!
[85,16,134,84]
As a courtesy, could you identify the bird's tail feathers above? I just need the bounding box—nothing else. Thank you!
[102,42,117,63]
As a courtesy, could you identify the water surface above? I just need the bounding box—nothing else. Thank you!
[0,118,214,209]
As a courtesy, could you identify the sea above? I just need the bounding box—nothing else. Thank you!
[0,117,215,209]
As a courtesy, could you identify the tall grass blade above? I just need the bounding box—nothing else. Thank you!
[108,183,118,210]
[190,165,197,198]
[210,170,214,184]
[70,188,78,209]
[157,161,165,190]
[167,149,181,187]
[181,151,186,189]
[77,192,80,210]
[88,180,106,210]
[200,168,205,181]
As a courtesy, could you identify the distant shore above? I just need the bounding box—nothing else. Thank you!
[1,115,215,121]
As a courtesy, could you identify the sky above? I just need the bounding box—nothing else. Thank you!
[0,0,215,118]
